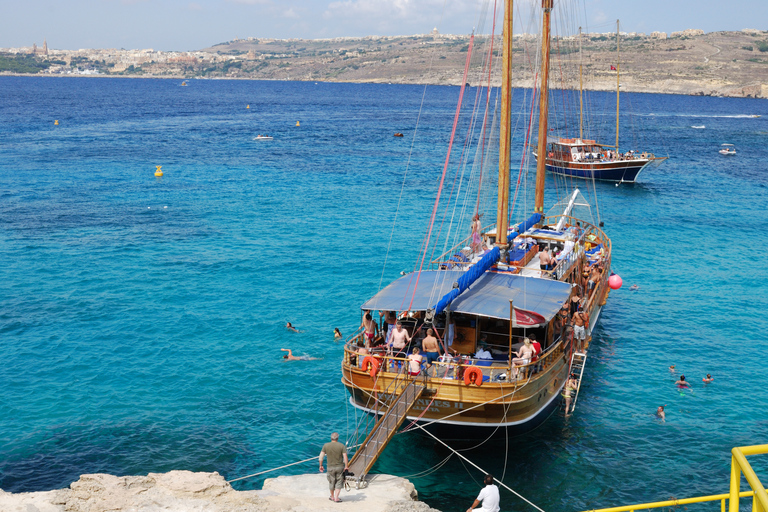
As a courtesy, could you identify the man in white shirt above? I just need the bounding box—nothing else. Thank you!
[467,474,500,512]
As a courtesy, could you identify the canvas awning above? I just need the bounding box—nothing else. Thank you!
[361,270,571,324]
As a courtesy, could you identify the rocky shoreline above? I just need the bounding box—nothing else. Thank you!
[0,471,440,512]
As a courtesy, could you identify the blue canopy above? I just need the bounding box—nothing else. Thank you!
[361,270,571,323]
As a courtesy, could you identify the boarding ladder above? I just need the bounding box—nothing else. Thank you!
[347,377,425,486]
[568,351,588,413]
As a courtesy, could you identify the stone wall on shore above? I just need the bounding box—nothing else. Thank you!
[0,471,441,512]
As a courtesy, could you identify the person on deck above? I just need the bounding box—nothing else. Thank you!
[380,311,396,342]
[572,310,589,352]
[467,474,500,512]
[319,432,348,503]
[388,321,411,358]
[539,246,553,272]
[360,312,378,348]
[407,347,423,377]
[512,338,535,369]
[529,333,542,359]
[471,213,483,254]
[421,328,441,368]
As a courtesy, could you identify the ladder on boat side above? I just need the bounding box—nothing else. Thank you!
[347,378,425,485]
[568,351,588,413]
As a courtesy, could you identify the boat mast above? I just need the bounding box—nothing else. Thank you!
[533,0,553,220]
[615,19,620,152]
[496,0,513,246]
[579,26,583,140]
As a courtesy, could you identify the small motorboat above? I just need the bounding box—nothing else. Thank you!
[719,143,736,156]
[394,133,404,137]
[253,135,273,141]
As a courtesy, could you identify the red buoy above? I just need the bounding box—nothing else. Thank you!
[608,274,623,290]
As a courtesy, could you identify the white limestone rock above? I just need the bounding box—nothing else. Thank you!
[0,472,439,512]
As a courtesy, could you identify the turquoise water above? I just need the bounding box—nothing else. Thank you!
[1,76,767,511]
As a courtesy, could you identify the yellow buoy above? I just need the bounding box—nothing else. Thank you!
[54,120,59,125]
[247,105,250,109]
[296,121,300,127]
[155,165,163,177]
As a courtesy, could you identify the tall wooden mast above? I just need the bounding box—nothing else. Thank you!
[533,0,553,219]
[615,19,620,152]
[579,26,583,140]
[496,0,514,246]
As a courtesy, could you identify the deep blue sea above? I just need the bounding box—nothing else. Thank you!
[1,76,767,512]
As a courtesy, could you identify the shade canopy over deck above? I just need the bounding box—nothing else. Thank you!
[361,270,571,325]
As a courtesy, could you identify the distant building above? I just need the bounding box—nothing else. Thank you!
[742,28,763,35]
[650,31,667,39]
[671,29,704,38]
[431,27,439,36]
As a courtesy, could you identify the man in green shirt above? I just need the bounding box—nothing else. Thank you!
[319,432,349,502]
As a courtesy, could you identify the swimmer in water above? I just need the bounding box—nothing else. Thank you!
[656,405,666,421]
[334,328,342,340]
[669,365,676,372]
[286,322,301,333]
[629,284,639,291]
[675,375,690,388]
[703,373,714,383]
[281,348,318,361]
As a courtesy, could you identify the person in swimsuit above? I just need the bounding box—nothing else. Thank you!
[703,374,714,383]
[539,247,552,272]
[281,349,318,361]
[407,347,423,377]
[421,328,441,369]
[471,213,483,253]
[333,328,342,341]
[388,321,411,358]
[656,405,666,421]
[675,375,690,388]
[572,310,588,352]
[564,373,579,414]
[512,338,535,376]
[286,322,300,333]
[360,312,378,348]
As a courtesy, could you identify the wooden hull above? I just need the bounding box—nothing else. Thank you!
[342,344,571,434]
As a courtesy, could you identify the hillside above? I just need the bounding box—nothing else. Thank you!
[200,30,768,98]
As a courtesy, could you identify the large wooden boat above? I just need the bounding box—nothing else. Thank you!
[534,22,666,183]
[341,0,618,435]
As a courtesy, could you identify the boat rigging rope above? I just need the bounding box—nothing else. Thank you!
[411,422,547,512]
[407,34,475,313]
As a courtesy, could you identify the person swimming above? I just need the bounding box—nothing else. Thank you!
[703,373,714,383]
[675,375,690,388]
[656,405,666,421]
[333,328,342,341]
[286,322,300,333]
[669,365,676,372]
[281,348,318,361]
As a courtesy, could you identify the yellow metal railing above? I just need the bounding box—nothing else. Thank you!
[582,444,768,512]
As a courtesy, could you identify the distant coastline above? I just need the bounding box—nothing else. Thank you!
[2,29,768,98]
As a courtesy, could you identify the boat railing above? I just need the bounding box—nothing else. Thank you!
[343,335,570,388]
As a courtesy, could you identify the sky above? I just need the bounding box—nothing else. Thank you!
[1,0,765,52]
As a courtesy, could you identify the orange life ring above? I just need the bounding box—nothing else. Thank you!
[464,366,484,386]
[361,356,380,378]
